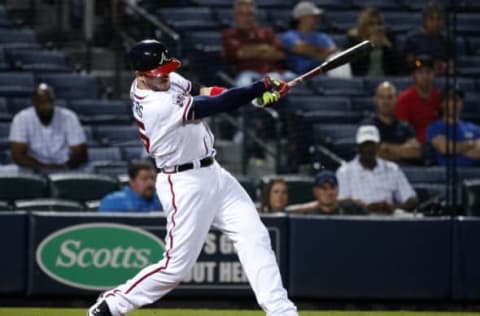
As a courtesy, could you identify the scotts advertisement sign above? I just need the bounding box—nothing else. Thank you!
[36,223,165,290]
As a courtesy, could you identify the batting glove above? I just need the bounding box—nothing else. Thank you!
[262,76,289,96]
[253,90,281,108]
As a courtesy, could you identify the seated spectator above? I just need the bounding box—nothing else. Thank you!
[362,81,422,163]
[281,1,337,75]
[99,160,162,212]
[8,83,88,174]
[426,88,480,167]
[222,0,294,86]
[403,3,450,75]
[259,177,288,213]
[287,170,367,215]
[346,7,403,76]
[336,125,418,214]
[395,55,441,144]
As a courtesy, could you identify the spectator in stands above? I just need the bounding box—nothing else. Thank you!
[346,7,403,76]
[222,0,294,86]
[259,177,288,213]
[403,3,450,75]
[287,170,367,215]
[395,55,441,144]
[336,125,418,214]
[362,81,422,163]
[99,159,162,212]
[426,88,480,167]
[9,83,88,173]
[280,1,337,75]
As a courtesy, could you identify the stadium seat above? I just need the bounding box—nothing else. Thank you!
[312,0,352,10]
[352,0,402,10]
[190,0,232,7]
[287,96,351,112]
[383,12,421,34]
[456,14,480,36]
[295,110,363,125]
[260,174,314,205]
[457,55,480,76]
[462,179,480,216]
[325,11,358,32]
[363,76,412,95]
[36,73,99,99]
[68,99,132,125]
[14,198,85,212]
[0,72,35,97]
[7,97,67,116]
[312,77,366,96]
[0,29,38,46]
[184,31,222,51]
[436,77,475,94]
[215,8,269,27]
[0,200,11,211]
[457,167,480,181]
[0,47,10,70]
[121,145,147,161]
[87,147,124,167]
[313,123,358,144]
[329,34,348,49]
[48,173,119,203]
[10,50,73,72]
[0,97,10,121]
[94,125,141,146]
[156,7,220,32]
[94,165,129,177]
[401,166,447,184]
[0,121,9,150]
[468,37,480,55]
[351,96,374,112]
[0,173,48,202]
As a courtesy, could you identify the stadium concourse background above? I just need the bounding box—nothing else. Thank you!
[0,0,480,311]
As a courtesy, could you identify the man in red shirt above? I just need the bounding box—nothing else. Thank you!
[222,0,293,86]
[395,55,441,143]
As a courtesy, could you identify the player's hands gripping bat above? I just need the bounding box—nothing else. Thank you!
[253,76,289,107]
[287,40,374,88]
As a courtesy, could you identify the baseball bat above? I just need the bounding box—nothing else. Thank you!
[288,40,374,88]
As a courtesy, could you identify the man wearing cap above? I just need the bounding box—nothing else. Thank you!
[336,125,418,214]
[280,1,337,75]
[395,55,442,144]
[426,88,480,167]
[287,170,366,215]
[362,81,422,163]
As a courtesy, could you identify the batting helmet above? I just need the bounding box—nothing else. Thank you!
[128,39,181,76]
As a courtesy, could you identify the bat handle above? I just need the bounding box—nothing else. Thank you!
[287,77,303,88]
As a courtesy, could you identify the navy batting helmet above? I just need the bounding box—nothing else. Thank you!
[128,39,181,76]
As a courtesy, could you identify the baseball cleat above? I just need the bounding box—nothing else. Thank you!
[87,300,112,316]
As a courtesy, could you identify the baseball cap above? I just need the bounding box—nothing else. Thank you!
[356,125,380,144]
[410,55,434,72]
[292,1,323,19]
[314,170,337,187]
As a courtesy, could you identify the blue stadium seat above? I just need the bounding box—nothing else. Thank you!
[313,123,358,144]
[352,0,402,10]
[10,50,73,72]
[287,84,317,96]
[287,95,352,112]
[256,0,293,8]
[190,0,232,7]
[83,125,98,146]
[36,73,99,99]
[0,72,34,97]
[351,96,374,112]
[329,34,348,49]
[69,99,132,125]
[0,47,10,70]
[436,77,475,94]
[383,12,421,34]
[456,14,480,36]
[325,11,358,32]
[457,55,480,76]
[183,31,222,53]
[468,37,480,55]
[0,121,9,138]
[94,125,141,146]
[0,97,10,121]
[121,145,147,161]
[312,0,352,10]
[0,29,38,46]
[295,110,363,124]
[458,167,480,181]
[401,166,447,184]
[88,147,124,167]
[312,77,366,96]
[156,7,220,32]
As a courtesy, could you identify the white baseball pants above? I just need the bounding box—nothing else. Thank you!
[102,162,298,316]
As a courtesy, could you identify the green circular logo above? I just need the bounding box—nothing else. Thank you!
[36,223,165,290]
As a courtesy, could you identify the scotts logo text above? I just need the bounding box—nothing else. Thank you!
[36,223,165,290]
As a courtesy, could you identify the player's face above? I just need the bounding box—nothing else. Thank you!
[269,182,288,212]
[314,182,338,207]
[374,85,396,117]
[130,168,157,199]
[140,73,171,91]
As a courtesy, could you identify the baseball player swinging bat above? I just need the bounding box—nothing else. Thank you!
[253,40,374,107]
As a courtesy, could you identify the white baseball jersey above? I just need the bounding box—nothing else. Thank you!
[130,72,215,168]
